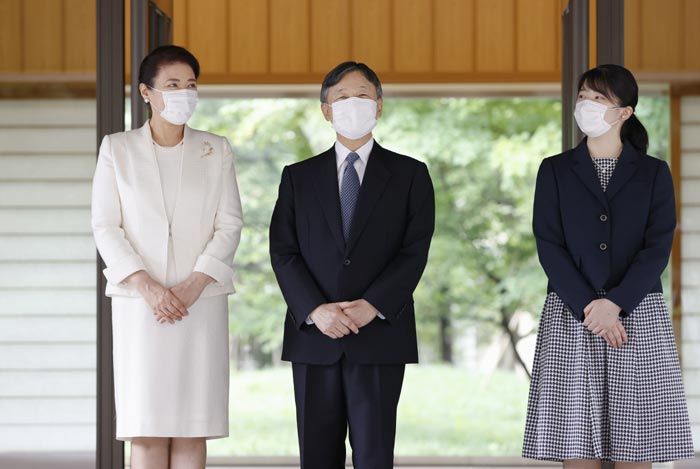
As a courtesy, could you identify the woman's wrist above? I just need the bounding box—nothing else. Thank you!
[188,271,215,289]
[125,270,150,287]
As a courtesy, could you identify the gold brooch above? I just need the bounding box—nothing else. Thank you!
[201,140,214,158]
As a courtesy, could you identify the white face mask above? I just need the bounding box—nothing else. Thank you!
[330,97,378,140]
[574,99,622,138]
[148,87,198,125]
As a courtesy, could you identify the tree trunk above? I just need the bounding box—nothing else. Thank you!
[500,309,532,380]
[439,314,453,363]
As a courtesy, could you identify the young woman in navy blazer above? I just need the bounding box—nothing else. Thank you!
[523,65,694,468]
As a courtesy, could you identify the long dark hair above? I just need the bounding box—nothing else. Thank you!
[577,64,649,154]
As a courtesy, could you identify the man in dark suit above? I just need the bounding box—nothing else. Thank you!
[269,61,435,469]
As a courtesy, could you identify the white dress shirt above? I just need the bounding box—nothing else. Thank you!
[306,138,385,325]
[335,138,373,189]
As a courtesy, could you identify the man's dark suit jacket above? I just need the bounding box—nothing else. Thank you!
[533,138,676,321]
[269,141,435,365]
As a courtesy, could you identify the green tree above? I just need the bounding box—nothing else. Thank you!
[189,95,668,373]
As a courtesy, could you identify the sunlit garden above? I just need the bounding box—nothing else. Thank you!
[187,94,669,457]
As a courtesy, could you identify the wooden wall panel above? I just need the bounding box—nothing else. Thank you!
[23,0,64,73]
[228,0,269,74]
[186,0,228,74]
[0,0,22,72]
[434,0,474,73]
[351,0,392,73]
[64,0,96,72]
[638,0,683,70]
[173,0,188,45]
[269,0,310,73]
[4,0,700,84]
[475,0,515,72]
[683,0,700,70]
[517,0,558,72]
[311,0,350,73]
[624,0,641,70]
[393,0,433,73]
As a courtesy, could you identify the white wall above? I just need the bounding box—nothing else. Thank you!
[681,95,700,451]
[0,100,96,452]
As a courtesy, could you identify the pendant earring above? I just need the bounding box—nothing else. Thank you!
[144,98,150,103]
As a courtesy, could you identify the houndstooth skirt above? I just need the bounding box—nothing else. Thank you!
[523,291,695,462]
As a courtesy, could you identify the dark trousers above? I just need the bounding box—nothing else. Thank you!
[292,356,405,469]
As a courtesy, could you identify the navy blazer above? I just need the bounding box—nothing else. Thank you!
[269,142,435,365]
[533,139,676,321]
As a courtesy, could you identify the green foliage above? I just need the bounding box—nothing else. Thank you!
[189,95,669,364]
[207,365,530,456]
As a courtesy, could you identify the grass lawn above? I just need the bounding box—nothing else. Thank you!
[208,364,529,456]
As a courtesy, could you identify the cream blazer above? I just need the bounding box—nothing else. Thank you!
[91,121,244,298]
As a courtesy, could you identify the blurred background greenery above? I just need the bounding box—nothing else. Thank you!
[186,95,669,456]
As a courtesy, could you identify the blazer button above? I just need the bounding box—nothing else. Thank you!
[599,243,608,251]
[343,258,351,266]
[600,214,608,222]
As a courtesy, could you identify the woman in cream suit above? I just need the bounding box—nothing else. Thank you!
[91,45,243,469]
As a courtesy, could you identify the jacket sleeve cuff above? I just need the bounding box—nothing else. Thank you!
[193,254,234,287]
[103,254,146,286]
[605,289,634,317]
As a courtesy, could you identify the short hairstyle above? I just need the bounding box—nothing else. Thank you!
[138,45,200,87]
[320,61,383,103]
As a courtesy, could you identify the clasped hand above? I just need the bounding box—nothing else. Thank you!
[583,298,628,348]
[309,299,379,339]
[127,271,213,324]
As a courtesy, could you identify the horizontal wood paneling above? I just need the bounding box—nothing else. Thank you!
[0,344,96,370]
[0,263,96,289]
[0,317,95,343]
[0,99,96,453]
[0,397,95,424]
[0,424,95,451]
[0,235,94,261]
[0,155,95,180]
[681,124,700,150]
[0,128,95,153]
[0,99,96,125]
[0,208,90,234]
[0,290,95,316]
[0,370,95,397]
[683,232,700,260]
[0,182,91,207]
[682,260,700,287]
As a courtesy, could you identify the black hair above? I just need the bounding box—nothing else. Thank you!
[577,64,649,154]
[320,61,383,103]
[138,45,200,88]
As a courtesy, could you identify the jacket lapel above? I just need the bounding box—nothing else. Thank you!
[345,142,391,254]
[133,122,169,223]
[570,138,609,209]
[170,125,205,233]
[604,142,640,200]
[312,147,346,254]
